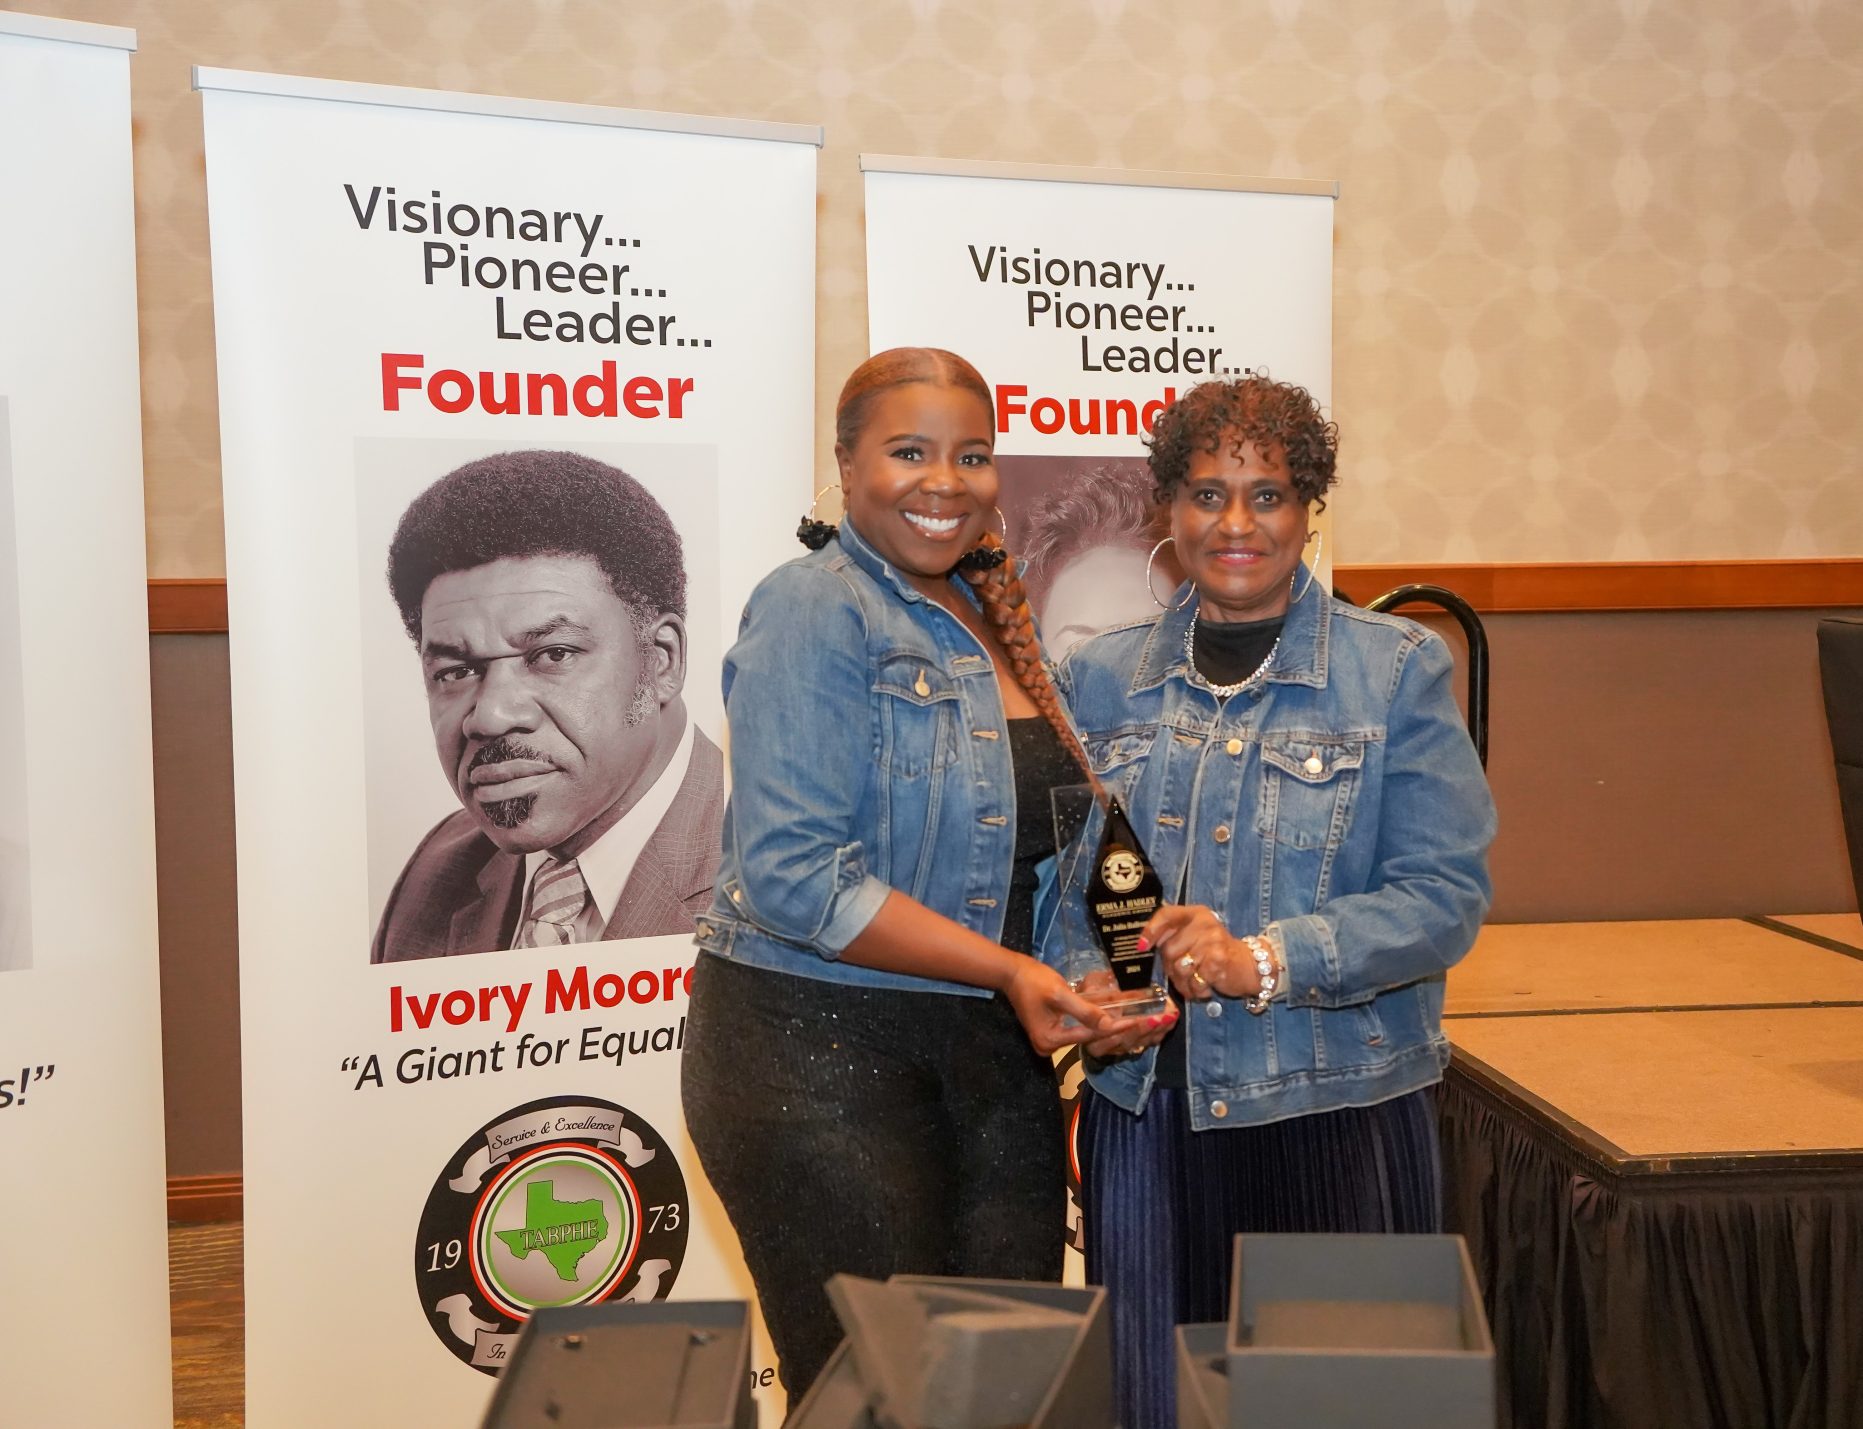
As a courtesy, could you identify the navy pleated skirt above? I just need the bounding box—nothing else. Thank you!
[1080,1084,1443,1429]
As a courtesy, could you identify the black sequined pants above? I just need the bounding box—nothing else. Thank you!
[681,953,1068,1406]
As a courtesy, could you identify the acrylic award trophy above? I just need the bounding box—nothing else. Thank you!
[1051,783,1171,1018]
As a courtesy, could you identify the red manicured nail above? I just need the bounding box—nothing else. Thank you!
[1136,936,1151,952]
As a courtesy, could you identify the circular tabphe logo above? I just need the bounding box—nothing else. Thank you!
[1100,848,1145,894]
[415,1094,689,1373]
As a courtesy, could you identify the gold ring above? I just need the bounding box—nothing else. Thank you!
[1191,970,1209,990]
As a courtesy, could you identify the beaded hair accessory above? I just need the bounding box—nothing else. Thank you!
[955,540,1008,573]
[795,514,837,550]
[796,485,839,550]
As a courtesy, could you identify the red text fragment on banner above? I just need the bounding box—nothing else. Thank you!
[995,384,1178,438]
[388,964,693,1036]
[381,353,693,419]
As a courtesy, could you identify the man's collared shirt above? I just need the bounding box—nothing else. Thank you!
[518,715,696,945]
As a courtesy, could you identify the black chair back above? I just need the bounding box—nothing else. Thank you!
[1362,584,1490,769]
[1817,618,1863,911]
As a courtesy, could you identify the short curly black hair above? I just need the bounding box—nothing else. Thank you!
[1145,374,1338,510]
[387,449,685,643]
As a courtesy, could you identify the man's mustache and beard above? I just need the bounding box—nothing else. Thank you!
[464,675,658,831]
[468,736,554,830]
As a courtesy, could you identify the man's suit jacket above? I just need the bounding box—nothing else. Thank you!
[370,728,725,962]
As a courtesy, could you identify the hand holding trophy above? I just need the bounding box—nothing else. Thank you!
[1051,783,1172,1019]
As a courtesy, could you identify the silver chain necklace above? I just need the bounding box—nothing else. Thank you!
[1183,616,1279,699]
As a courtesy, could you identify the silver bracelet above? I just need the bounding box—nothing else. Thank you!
[1242,933,1278,1015]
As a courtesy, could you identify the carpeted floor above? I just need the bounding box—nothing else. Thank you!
[170,1222,244,1428]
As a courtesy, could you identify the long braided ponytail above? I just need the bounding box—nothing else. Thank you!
[958,531,1101,794]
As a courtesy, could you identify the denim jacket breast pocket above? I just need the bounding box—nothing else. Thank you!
[1083,727,1156,805]
[871,652,962,898]
[1255,733,1369,853]
[873,652,961,775]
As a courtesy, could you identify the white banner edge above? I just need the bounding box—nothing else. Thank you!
[860,152,1338,200]
[191,65,824,147]
[0,10,135,50]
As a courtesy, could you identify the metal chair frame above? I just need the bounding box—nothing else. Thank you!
[1360,584,1490,768]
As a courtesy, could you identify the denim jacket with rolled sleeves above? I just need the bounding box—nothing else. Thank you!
[1049,585,1497,1132]
[691,517,1024,996]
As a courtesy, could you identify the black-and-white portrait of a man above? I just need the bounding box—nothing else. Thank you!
[369,449,722,962]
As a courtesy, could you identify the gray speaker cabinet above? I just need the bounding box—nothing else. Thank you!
[479,1300,755,1429]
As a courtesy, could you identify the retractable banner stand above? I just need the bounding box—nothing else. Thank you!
[0,13,172,1427]
[198,69,818,1425]
[862,156,1337,1273]
[863,156,1337,654]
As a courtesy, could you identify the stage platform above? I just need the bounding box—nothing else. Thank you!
[1439,914,1863,1429]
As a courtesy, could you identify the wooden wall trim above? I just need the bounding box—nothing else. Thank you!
[148,578,231,634]
[168,1172,242,1224]
[148,560,1863,633]
[1332,559,1863,613]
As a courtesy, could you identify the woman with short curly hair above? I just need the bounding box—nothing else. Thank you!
[1052,373,1496,1429]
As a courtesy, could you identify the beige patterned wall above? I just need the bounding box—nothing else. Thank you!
[29,0,1863,576]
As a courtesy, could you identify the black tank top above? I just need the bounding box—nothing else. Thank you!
[1001,716,1080,955]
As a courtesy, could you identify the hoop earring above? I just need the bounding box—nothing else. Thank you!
[1147,537,1192,610]
[796,484,840,550]
[1291,530,1323,603]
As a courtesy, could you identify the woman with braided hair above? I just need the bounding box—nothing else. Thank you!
[682,347,1175,1405]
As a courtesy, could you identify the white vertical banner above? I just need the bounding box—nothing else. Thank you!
[863,156,1336,1280]
[0,13,172,1427]
[863,157,1337,658]
[198,69,818,1425]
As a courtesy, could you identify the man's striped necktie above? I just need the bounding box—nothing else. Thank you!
[516,856,590,947]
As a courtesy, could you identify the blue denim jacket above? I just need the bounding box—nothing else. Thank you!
[1051,583,1497,1130]
[692,517,1019,997]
